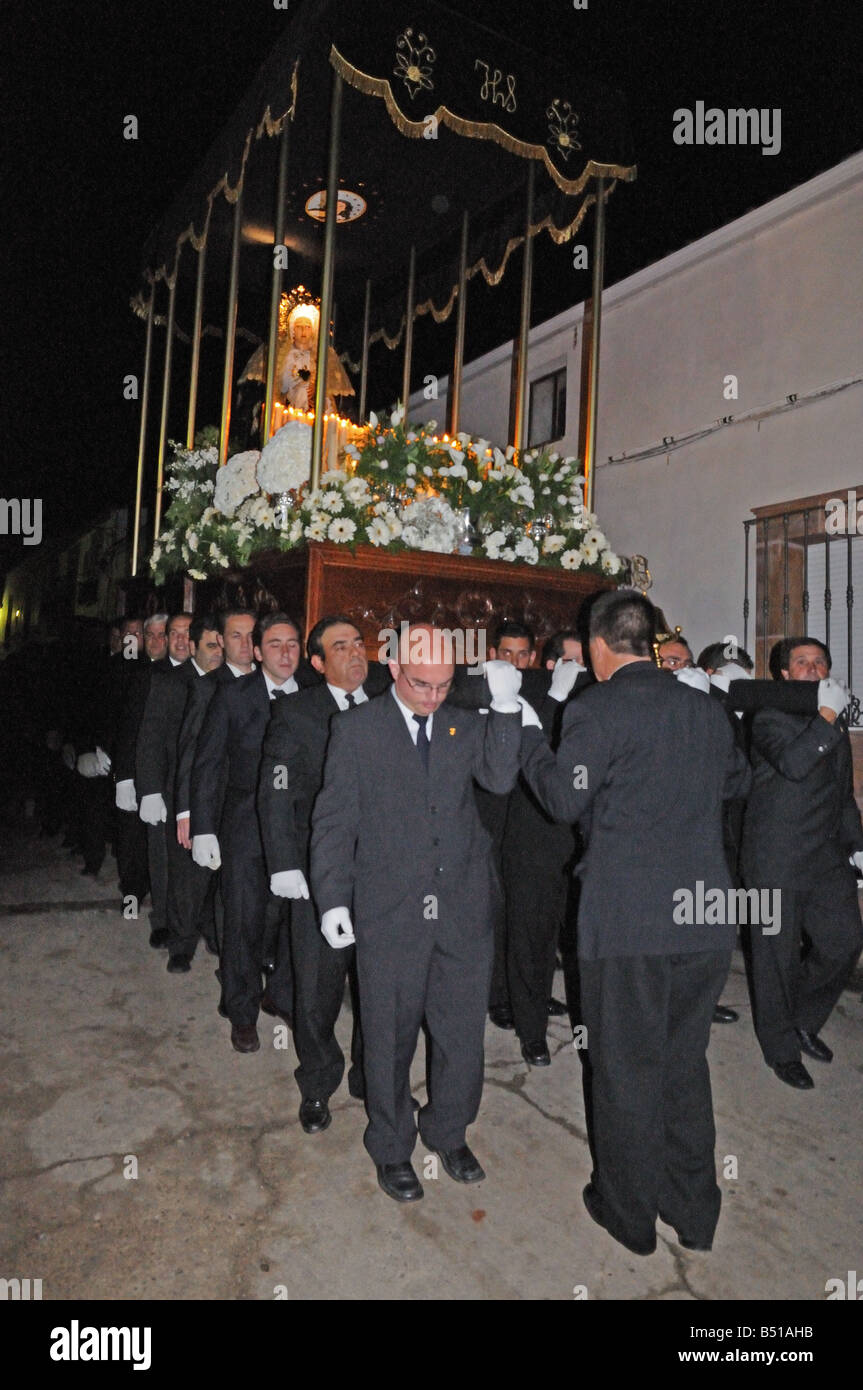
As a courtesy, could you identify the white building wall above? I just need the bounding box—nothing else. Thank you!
[412,152,863,657]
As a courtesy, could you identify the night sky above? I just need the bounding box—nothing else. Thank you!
[3,0,861,588]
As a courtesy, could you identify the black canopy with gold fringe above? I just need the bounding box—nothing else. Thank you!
[133,0,635,345]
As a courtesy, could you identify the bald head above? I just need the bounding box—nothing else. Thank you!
[389,623,455,716]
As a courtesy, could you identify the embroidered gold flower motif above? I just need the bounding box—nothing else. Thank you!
[395,28,436,99]
[546,99,582,162]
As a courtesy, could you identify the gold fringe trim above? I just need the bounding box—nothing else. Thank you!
[329,46,636,196]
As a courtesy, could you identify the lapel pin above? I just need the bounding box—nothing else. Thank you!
[449,727,456,736]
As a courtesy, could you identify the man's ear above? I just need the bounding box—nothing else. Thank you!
[388,660,401,683]
[253,646,263,665]
[780,668,790,681]
[487,647,498,661]
[310,653,326,675]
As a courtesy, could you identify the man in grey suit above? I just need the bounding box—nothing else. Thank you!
[310,624,525,1202]
[521,590,751,1256]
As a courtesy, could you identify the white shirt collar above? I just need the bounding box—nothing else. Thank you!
[265,672,298,700]
[327,682,369,711]
[391,684,432,741]
[226,660,251,678]
[191,659,206,678]
[169,656,182,667]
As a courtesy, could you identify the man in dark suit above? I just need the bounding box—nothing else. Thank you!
[521,590,751,1256]
[258,616,384,1134]
[740,636,862,1089]
[136,614,223,973]
[310,625,524,1202]
[191,612,317,1053]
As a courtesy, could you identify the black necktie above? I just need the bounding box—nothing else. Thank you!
[344,692,356,708]
[412,713,430,771]
[271,688,286,701]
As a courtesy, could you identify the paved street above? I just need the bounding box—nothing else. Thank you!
[1,823,861,1302]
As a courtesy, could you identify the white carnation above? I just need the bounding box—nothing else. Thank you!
[542,534,566,555]
[257,420,312,494]
[214,450,260,517]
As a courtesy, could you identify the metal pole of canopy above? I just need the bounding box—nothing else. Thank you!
[447,210,470,436]
[311,71,343,489]
[154,264,179,540]
[219,182,245,467]
[264,118,291,444]
[130,293,154,576]
[358,278,371,423]
[186,240,207,448]
[512,160,536,456]
[583,177,606,515]
[401,244,417,418]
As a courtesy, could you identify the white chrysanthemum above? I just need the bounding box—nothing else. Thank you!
[328,517,356,544]
[500,547,515,562]
[257,420,312,494]
[214,450,260,517]
[238,495,276,529]
[385,513,403,539]
[321,490,344,514]
[366,517,391,547]
[305,519,327,542]
[580,539,600,564]
[542,534,566,554]
[561,549,584,570]
[601,550,622,576]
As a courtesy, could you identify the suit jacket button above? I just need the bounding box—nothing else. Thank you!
[436,866,443,875]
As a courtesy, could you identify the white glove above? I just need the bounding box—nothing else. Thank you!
[710,662,754,693]
[818,677,849,716]
[115,779,138,812]
[270,870,310,899]
[192,833,221,870]
[321,906,355,949]
[517,696,542,729]
[62,743,76,771]
[849,850,863,874]
[94,746,111,775]
[484,658,522,712]
[674,666,711,694]
[139,792,167,825]
[76,751,101,778]
[548,657,584,702]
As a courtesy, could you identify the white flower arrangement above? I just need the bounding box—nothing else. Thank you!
[327,517,357,544]
[256,419,312,494]
[561,549,584,570]
[213,450,260,517]
[399,495,460,553]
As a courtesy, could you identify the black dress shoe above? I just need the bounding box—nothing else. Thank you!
[377,1161,423,1202]
[712,1004,739,1023]
[658,1210,713,1251]
[772,1059,814,1089]
[434,1144,485,1184]
[488,1004,515,1030]
[148,927,169,949]
[583,1183,656,1256]
[166,953,192,974]
[230,1024,260,1054]
[299,1098,332,1134]
[260,994,292,1027]
[521,1038,551,1067]
[547,996,568,1017]
[218,1002,228,1019]
[796,1028,833,1063]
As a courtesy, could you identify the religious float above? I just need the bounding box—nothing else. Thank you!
[125,0,642,650]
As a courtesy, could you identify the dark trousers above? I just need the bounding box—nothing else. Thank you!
[476,788,509,1011]
[78,776,113,874]
[291,896,363,1100]
[505,837,570,1042]
[579,950,730,1250]
[747,864,862,1064]
[166,830,217,958]
[220,850,293,1028]
[146,822,168,932]
[116,806,149,902]
[356,923,493,1166]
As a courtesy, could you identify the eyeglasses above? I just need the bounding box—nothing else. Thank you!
[401,674,454,696]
